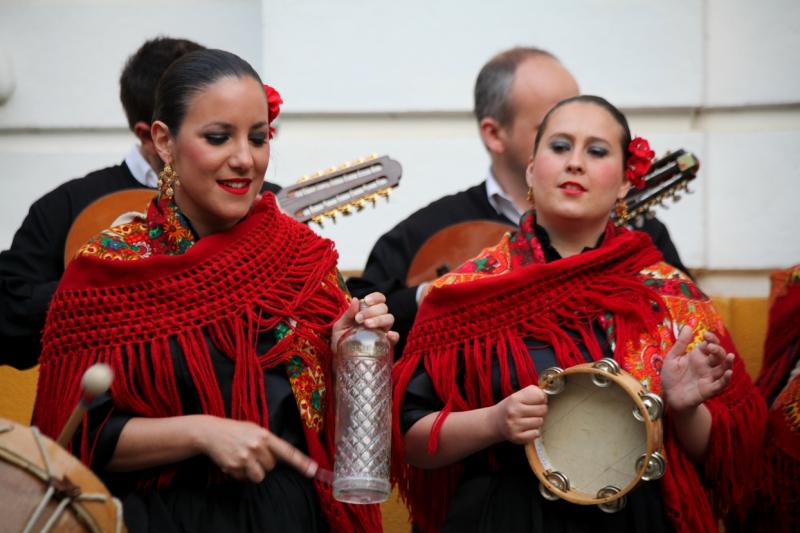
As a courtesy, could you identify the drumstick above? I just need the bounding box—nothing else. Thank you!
[56,364,114,448]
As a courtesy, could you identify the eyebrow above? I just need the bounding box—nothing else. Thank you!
[204,121,269,130]
[548,132,612,145]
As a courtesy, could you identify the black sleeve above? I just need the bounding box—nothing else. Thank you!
[346,225,421,359]
[637,217,692,278]
[0,191,73,369]
[82,393,134,472]
[400,361,445,434]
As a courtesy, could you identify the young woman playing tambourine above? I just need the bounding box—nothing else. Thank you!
[393,95,765,533]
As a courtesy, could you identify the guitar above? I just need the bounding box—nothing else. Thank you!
[64,155,402,265]
[406,149,699,286]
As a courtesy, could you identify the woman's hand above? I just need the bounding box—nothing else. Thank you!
[491,385,548,444]
[661,326,735,413]
[331,292,399,351]
[195,416,318,483]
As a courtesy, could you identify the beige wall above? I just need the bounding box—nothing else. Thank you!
[0,0,798,295]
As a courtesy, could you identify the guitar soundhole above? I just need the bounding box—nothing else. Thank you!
[435,263,451,277]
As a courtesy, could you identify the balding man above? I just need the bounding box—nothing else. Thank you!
[347,47,687,358]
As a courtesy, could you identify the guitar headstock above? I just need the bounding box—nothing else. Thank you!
[276,155,402,225]
[614,149,699,227]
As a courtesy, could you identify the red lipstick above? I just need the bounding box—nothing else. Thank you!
[217,179,252,196]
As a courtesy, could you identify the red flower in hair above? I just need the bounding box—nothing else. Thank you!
[625,136,655,189]
[263,84,283,139]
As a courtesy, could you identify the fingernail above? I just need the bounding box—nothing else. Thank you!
[355,313,363,323]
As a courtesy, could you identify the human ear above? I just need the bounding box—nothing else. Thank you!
[150,121,174,165]
[525,155,536,187]
[479,117,506,155]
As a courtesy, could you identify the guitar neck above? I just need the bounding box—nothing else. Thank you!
[276,155,402,224]
[614,150,699,226]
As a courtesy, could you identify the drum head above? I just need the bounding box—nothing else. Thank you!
[534,372,646,499]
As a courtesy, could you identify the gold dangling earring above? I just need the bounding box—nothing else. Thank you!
[615,197,629,223]
[527,186,535,206]
[158,164,178,199]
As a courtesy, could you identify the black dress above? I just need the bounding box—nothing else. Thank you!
[86,328,327,533]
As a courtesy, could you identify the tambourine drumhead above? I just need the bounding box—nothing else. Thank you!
[0,417,125,532]
[524,360,664,510]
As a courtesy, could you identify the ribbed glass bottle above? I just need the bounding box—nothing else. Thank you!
[332,300,392,504]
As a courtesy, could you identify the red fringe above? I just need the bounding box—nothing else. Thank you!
[33,195,381,532]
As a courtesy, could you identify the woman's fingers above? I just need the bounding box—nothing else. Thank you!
[244,460,266,483]
[362,292,386,306]
[509,428,540,444]
[702,330,720,345]
[266,434,318,478]
[515,403,548,418]
[667,325,694,359]
[358,302,388,320]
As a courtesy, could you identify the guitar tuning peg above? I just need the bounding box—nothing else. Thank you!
[338,163,349,170]
[325,210,337,223]
[355,157,366,165]
[326,166,337,174]
[297,175,310,183]
[353,199,366,211]
[671,193,681,202]
[311,215,325,227]
[367,154,378,160]
[367,194,378,206]
[338,205,353,216]
[378,188,391,199]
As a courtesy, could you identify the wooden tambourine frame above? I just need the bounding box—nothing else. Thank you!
[524,358,666,513]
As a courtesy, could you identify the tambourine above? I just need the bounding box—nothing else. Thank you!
[524,358,666,513]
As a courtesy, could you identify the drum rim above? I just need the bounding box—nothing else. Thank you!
[524,362,664,506]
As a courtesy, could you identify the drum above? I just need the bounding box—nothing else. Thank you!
[0,417,124,532]
[524,358,666,513]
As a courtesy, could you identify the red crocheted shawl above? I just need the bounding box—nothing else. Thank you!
[33,194,381,532]
[392,214,764,533]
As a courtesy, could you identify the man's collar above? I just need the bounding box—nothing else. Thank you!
[485,170,523,224]
[124,144,159,189]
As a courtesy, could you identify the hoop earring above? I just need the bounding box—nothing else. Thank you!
[527,186,535,206]
[615,197,629,223]
[158,164,178,199]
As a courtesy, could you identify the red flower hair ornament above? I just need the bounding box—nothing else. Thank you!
[263,84,283,139]
[625,136,655,189]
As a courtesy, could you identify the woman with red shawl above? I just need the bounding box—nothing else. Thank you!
[731,264,800,531]
[33,49,395,532]
[392,95,765,533]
